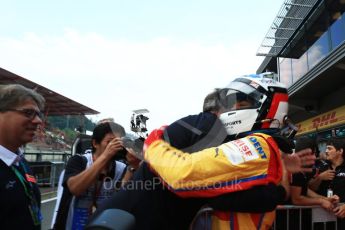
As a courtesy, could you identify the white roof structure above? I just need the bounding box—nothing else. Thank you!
[132,109,149,114]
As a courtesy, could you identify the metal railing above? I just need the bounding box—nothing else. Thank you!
[25,151,71,162]
[29,162,65,188]
[190,204,343,230]
[25,151,70,188]
[273,205,342,230]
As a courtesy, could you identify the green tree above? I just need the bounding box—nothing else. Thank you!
[47,115,96,132]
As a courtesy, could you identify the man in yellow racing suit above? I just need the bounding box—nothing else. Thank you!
[91,73,315,230]
[144,126,313,230]
[141,73,314,229]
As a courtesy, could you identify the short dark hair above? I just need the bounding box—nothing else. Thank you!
[327,138,345,157]
[91,122,125,153]
[202,88,256,113]
[203,90,220,112]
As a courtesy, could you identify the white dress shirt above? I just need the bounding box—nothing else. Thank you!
[0,145,24,166]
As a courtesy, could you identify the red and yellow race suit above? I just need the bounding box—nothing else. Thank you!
[144,132,282,229]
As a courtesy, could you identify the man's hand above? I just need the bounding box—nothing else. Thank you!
[103,137,123,159]
[317,169,336,181]
[334,204,345,218]
[282,148,316,173]
[326,195,340,205]
[320,198,335,212]
[126,147,142,169]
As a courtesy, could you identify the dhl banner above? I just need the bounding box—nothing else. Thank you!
[296,105,345,135]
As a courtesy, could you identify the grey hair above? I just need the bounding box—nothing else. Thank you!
[0,84,45,111]
[202,89,221,112]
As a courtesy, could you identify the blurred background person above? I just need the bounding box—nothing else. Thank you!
[309,138,345,229]
[285,137,339,230]
[290,137,338,209]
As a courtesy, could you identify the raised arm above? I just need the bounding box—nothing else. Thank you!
[144,134,282,197]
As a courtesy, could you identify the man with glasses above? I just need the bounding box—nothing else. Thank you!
[0,84,45,230]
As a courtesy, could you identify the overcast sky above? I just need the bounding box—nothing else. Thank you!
[0,0,283,133]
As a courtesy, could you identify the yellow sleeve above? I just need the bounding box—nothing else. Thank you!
[144,135,275,196]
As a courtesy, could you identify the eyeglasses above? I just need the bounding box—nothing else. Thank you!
[5,108,44,120]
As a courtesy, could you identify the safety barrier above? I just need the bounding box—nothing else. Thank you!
[273,204,343,230]
[30,162,65,187]
[25,151,71,162]
[190,204,344,230]
[24,151,71,187]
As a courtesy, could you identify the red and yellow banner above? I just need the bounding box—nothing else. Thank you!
[296,105,345,135]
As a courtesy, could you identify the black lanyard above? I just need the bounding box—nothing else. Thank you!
[11,161,42,226]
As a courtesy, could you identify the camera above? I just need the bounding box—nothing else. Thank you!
[112,136,145,162]
[113,148,128,162]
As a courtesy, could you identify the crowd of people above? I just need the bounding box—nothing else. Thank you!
[0,72,345,230]
[283,136,345,229]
